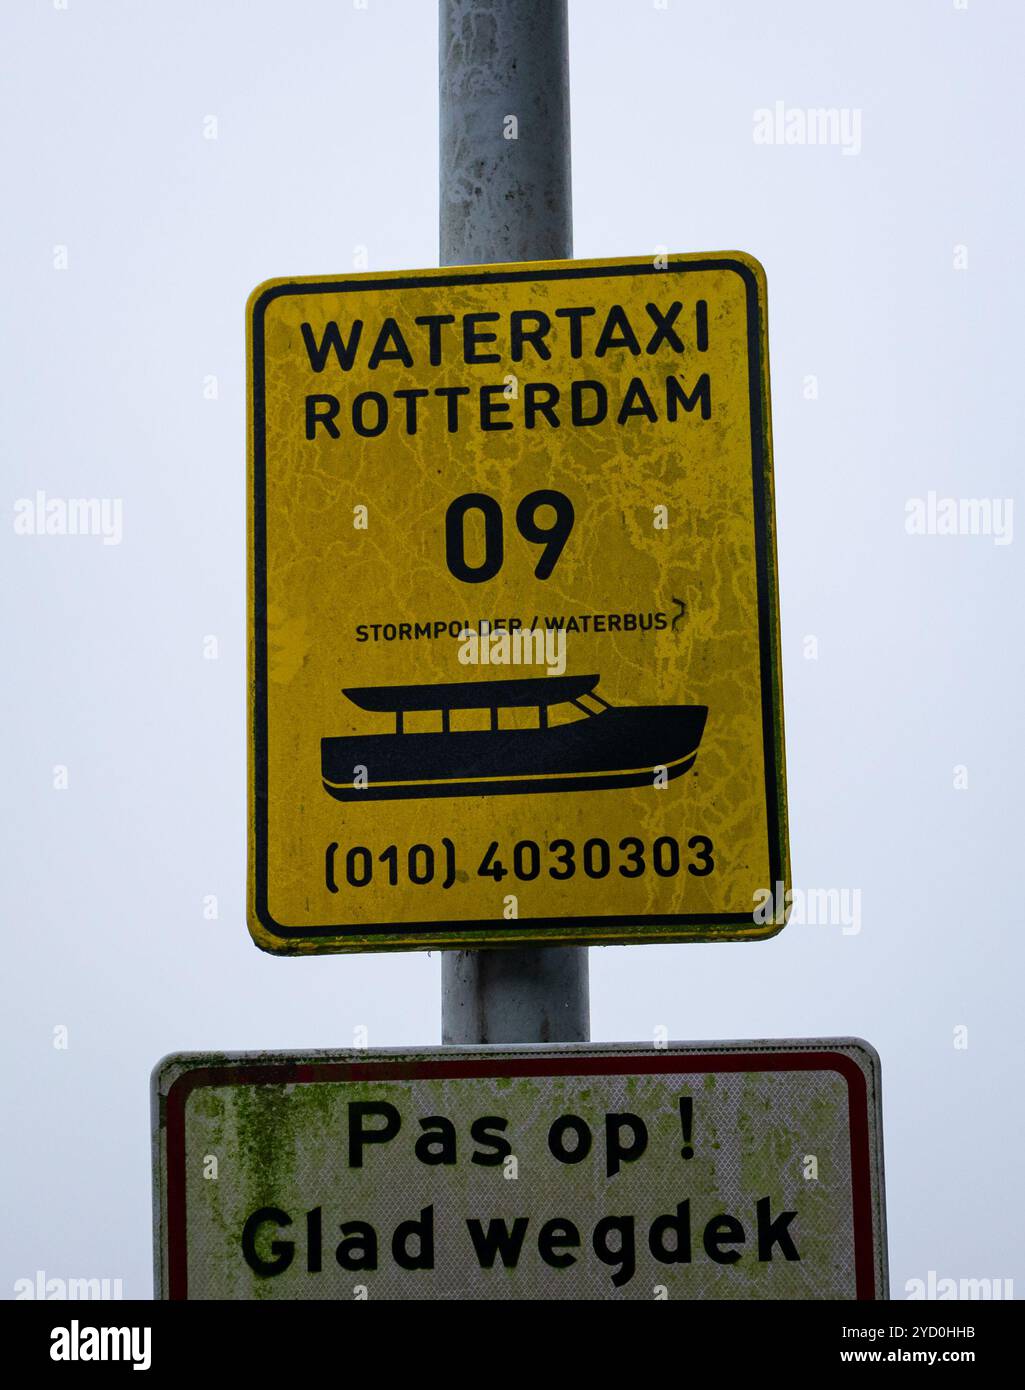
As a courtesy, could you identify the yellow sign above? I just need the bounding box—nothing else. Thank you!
[247,253,789,953]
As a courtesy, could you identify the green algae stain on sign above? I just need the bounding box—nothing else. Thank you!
[153,1040,887,1301]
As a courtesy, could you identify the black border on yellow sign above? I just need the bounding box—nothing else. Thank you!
[248,255,789,952]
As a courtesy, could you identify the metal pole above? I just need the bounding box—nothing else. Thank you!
[439,0,589,1044]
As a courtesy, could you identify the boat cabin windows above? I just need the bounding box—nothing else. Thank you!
[393,706,571,733]
[341,675,613,738]
[548,700,590,726]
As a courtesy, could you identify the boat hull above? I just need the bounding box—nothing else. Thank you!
[321,705,708,801]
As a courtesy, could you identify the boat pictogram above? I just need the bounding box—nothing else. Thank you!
[321,674,708,801]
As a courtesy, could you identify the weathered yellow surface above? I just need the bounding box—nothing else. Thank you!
[247,253,788,953]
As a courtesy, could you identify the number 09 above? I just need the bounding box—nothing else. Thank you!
[445,490,574,583]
